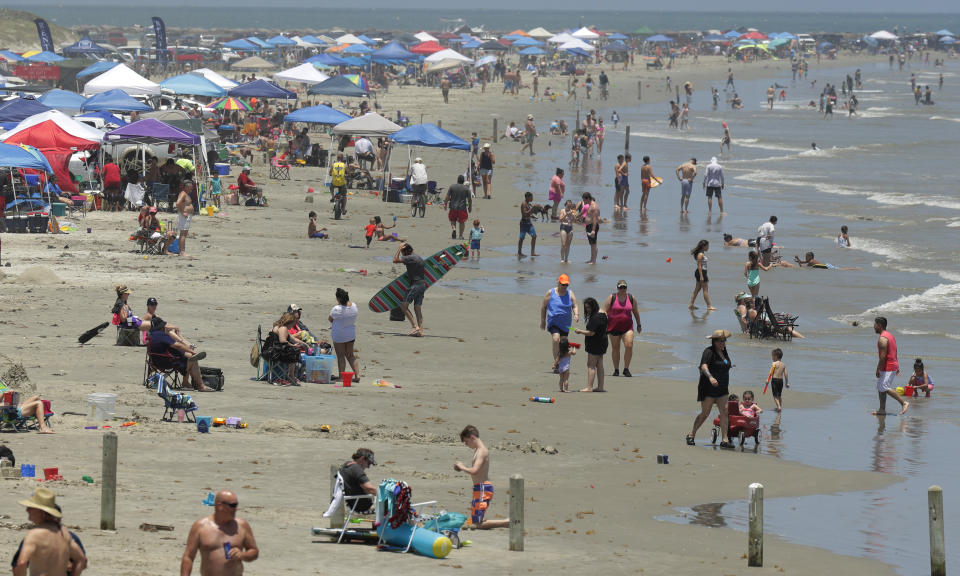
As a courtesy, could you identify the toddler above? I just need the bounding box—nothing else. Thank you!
[307,211,327,239]
[739,390,762,418]
[364,217,377,248]
[469,219,484,259]
[553,336,576,393]
[908,358,933,397]
[770,348,789,411]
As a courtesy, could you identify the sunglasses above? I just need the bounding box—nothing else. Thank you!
[219,501,239,508]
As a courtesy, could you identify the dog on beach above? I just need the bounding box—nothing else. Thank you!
[531,204,552,221]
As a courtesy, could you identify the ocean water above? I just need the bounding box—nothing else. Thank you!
[12,4,960,35]
[442,59,959,574]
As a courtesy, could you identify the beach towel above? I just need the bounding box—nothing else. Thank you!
[323,472,345,518]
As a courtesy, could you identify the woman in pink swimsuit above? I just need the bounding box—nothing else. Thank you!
[548,168,565,221]
[603,280,643,377]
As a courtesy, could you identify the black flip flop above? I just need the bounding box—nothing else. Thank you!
[686,435,695,446]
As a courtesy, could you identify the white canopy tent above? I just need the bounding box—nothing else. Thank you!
[335,33,366,45]
[329,113,403,186]
[191,68,239,90]
[547,32,577,44]
[424,48,473,63]
[560,38,595,52]
[870,30,899,40]
[83,63,160,96]
[425,59,467,73]
[571,27,600,40]
[527,27,553,39]
[414,31,439,43]
[273,63,330,85]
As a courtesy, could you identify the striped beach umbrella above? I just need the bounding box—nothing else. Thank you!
[207,97,252,111]
[342,74,369,92]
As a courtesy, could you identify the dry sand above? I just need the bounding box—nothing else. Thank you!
[0,55,900,575]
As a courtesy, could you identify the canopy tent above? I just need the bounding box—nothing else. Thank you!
[228,79,297,99]
[527,27,553,39]
[738,31,768,40]
[246,37,274,49]
[332,112,401,136]
[478,40,509,52]
[273,63,330,85]
[606,32,628,40]
[702,34,728,42]
[935,29,954,37]
[267,35,297,47]
[768,38,792,49]
[571,27,601,40]
[1,110,103,150]
[335,33,366,45]
[390,123,469,150]
[76,60,118,79]
[300,35,328,46]
[410,41,444,54]
[547,32,577,44]
[0,98,51,124]
[723,30,742,38]
[461,40,482,50]
[0,143,53,172]
[424,59,467,73]
[560,39,594,52]
[38,89,86,111]
[371,40,418,61]
[283,104,352,125]
[306,75,368,97]
[62,36,110,57]
[356,35,376,44]
[777,32,798,39]
[81,89,153,112]
[869,30,898,40]
[191,68,239,90]
[342,44,374,54]
[0,50,24,62]
[160,73,226,97]
[104,118,201,145]
[339,57,367,68]
[224,38,257,50]
[305,53,350,66]
[603,41,629,53]
[564,47,592,58]
[646,34,674,43]
[231,56,276,70]
[518,46,547,56]
[25,51,65,63]
[76,110,127,127]
[942,37,957,44]
[424,48,472,63]
[511,36,543,47]
[414,31,439,43]
[83,63,160,96]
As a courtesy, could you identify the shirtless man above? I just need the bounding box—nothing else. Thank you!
[14,488,85,576]
[639,156,655,213]
[619,153,632,209]
[181,490,259,576]
[175,181,195,258]
[582,192,600,264]
[613,154,625,212]
[518,192,538,257]
[766,85,776,110]
[675,158,697,214]
[454,425,509,529]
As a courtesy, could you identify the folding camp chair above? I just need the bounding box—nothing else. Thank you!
[0,392,53,433]
[426,181,443,204]
[68,196,86,219]
[321,471,378,543]
[254,325,291,384]
[154,373,198,423]
[270,155,291,180]
[373,479,439,554]
[142,334,183,390]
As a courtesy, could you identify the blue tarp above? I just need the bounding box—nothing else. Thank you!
[645,34,674,43]
[371,41,417,61]
[307,75,368,96]
[305,53,349,66]
[25,51,66,63]
[268,35,297,46]
[39,89,86,110]
[390,123,469,150]
[81,89,153,112]
[0,98,51,123]
[228,79,297,99]
[62,36,110,56]
[76,60,119,78]
[224,38,257,50]
[284,104,351,125]
[160,73,226,97]
[76,110,127,127]
[0,143,53,172]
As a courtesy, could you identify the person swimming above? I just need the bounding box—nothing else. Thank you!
[793,251,860,270]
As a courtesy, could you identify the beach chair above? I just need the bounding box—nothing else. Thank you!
[142,333,183,390]
[270,155,291,180]
[155,372,197,423]
[373,479,439,553]
[68,196,86,219]
[0,393,53,433]
[321,471,378,543]
[254,325,289,384]
[426,181,443,204]
[151,183,174,212]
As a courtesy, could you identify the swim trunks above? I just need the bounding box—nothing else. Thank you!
[619,174,629,188]
[706,186,722,198]
[177,213,192,231]
[448,209,468,223]
[585,223,598,245]
[471,482,494,524]
[877,371,897,393]
[405,283,426,306]
[519,219,536,238]
[680,179,692,197]
[770,377,784,397]
[470,239,480,250]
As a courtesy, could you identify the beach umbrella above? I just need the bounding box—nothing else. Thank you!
[0,50,24,62]
[207,96,252,111]
[739,31,768,40]
[941,36,956,44]
[870,30,898,40]
[646,34,674,43]
[342,74,370,92]
[935,29,954,37]
[0,143,54,172]
[723,30,741,39]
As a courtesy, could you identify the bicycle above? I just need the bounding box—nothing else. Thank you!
[332,188,347,220]
[410,189,426,218]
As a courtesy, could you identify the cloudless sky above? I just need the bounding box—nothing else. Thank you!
[19,0,960,11]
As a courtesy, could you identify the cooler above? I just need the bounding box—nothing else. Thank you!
[214,163,231,176]
[304,354,336,383]
[51,202,66,217]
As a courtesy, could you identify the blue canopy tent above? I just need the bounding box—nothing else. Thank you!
[268,35,297,47]
[564,47,592,58]
[307,75,368,97]
[228,79,297,99]
[81,89,153,112]
[76,110,127,127]
[76,60,118,79]
[160,74,226,97]
[702,34,727,42]
[935,29,954,37]
[26,51,66,63]
[340,57,369,68]
[511,36,544,47]
[305,53,349,67]
[39,89,87,111]
[0,98,51,124]
[342,44,374,54]
[390,123,469,150]
[284,104,352,125]
[62,36,110,57]
[607,32,628,40]
[778,32,798,39]
[371,41,417,61]
[0,143,55,213]
[646,34,674,43]
[356,35,376,45]
[462,40,482,49]
[0,50,24,62]
[246,37,274,49]
[519,46,548,56]
[224,38,258,50]
[301,35,327,46]
[604,41,629,53]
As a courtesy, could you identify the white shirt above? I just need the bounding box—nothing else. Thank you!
[411,163,428,185]
[329,303,358,343]
[354,137,374,156]
[758,222,775,251]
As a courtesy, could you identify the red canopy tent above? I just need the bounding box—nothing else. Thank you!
[410,41,444,54]
[2,111,104,193]
[739,32,768,40]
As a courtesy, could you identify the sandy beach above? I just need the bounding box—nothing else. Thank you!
[0,53,908,575]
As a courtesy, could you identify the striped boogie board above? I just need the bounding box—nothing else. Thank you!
[369,244,468,313]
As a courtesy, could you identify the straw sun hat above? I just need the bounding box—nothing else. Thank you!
[19,488,62,518]
[706,329,732,340]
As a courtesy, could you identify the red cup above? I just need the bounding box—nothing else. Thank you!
[340,372,354,387]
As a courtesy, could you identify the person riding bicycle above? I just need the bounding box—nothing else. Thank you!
[329,153,348,214]
[410,157,429,215]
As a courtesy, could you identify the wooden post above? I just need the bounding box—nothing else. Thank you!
[509,474,524,551]
[929,485,945,576]
[638,80,642,100]
[329,465,344,529]
[624,125,630,151]
[748,483,763,567]
[675,85,680,103]
[100,432,117,530]
[437,120,442,130]
[576,108,580,131]
[493,118,498,143]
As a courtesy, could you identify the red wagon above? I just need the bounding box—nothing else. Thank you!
[712,400,761,449]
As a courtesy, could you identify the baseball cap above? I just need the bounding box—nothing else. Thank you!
[288,303,302,312]
[527,114,534,119]
[557,274,570,285]
[415,157,422,162]
[147,297,158,306]
[482,143,490,148]
[617,280,628,289]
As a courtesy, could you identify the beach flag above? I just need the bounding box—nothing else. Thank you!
[152,17,168,67]
[34,19,54,53]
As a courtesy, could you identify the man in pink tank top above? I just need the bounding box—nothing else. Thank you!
[873,316,908,415]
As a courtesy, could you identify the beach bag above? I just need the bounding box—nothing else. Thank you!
[200,367,225,391]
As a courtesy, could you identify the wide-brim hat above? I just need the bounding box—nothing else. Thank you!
[116,284,131,295]
[19,488,61,518]
[706,329,732,340]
